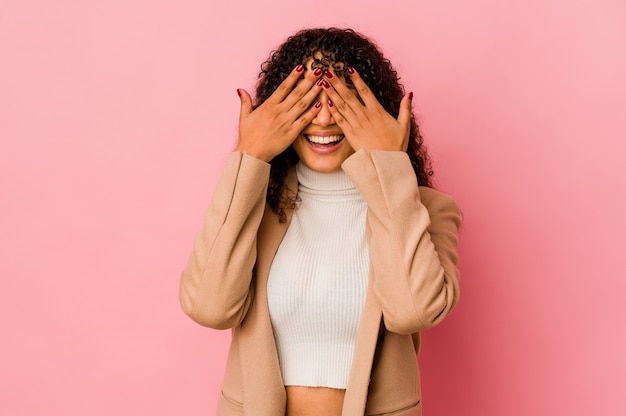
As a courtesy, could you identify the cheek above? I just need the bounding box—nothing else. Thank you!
[291,137,306,157]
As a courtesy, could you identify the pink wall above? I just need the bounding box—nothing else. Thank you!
[1,0,624,414]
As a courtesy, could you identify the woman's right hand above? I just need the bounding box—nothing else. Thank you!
[235,65,324,162]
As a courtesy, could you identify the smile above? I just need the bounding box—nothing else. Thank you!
[304,134,345,145]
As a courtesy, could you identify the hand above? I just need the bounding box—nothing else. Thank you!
[235,65,324,162]
[321,67,412,152]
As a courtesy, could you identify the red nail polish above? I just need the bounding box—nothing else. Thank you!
[313,68,323,76]
[315,101,322,109]
[324,70,333,79]
[236,89,242,97]
[347,66,355,75]
[296,64,304,72]
[316,78,324,86]
[328,99,334,108]
[322,80,330,89]
[408,92,413,100]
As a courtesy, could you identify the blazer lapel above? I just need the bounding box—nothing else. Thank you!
[342,223,384,415]
[342,270,383,414]
[239,167,297,415]
[238,166,382,416]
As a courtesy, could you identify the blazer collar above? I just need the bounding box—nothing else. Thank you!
[240,165,383,415]
[238,165,297,415]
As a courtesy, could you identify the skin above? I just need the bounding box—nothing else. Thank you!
[235,56,413,415]
[236,58,413,172]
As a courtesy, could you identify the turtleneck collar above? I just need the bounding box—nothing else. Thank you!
[296,161,357,192]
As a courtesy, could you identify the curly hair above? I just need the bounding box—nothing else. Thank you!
[254,28,434,222]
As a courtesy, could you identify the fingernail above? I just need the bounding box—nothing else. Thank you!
[313,68,323,76]
[408,91,413,101]
[315,101,322,109]
[322,80,330,89]
[347,66,355,75]
[328,99,334,108]
[316,78,324,86]
[324,70,333,79]
[236,89,242,97]
[296,64,304,72]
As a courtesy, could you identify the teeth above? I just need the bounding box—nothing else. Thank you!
[306,135,343,144]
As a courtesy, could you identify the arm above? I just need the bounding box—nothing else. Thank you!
[342,149,461,334]
[179,151,270,329]
[182,65,326,328]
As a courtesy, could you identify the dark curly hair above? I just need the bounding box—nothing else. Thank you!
[255,28,434,222]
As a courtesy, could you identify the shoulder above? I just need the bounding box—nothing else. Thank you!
[419,187,458,208]
[418,187,461,222]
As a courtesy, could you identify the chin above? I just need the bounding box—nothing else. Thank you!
[300,158,344,173]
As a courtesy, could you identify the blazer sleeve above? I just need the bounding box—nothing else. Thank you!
[179,151,271,329]
[342,149,462,334]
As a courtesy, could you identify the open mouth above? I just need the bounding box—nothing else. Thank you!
[304,134,345,147]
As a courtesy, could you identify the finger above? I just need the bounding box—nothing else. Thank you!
[321,76,358,121]
[326,97,354,132]
[267,64,306,104]
[345,66,379,108]
[237,88,253,121]
[281,67,324,110]
[285,76,325,119]
[397,91,413,126]
[323,70,363,112]
[288,100,324,136]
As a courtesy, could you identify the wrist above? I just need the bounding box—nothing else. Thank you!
[235,145,272,163]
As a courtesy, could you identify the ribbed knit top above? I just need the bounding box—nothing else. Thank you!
[267,162,369,389]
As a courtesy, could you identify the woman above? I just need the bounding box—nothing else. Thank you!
[180,28,461,416]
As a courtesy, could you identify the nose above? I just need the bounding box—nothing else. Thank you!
[311,90,335,127]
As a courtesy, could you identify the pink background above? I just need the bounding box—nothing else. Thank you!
[1,0,625,414]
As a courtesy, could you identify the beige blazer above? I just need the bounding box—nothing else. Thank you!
[180,149,461,415]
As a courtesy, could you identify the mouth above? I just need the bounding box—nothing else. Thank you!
[304,134,345,147]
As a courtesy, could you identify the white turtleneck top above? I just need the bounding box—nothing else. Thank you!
[266,161,370,389]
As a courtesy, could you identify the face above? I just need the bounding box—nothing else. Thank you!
[291,53,355,173]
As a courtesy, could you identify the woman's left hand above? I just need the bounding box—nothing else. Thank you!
[321,67,412,152]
